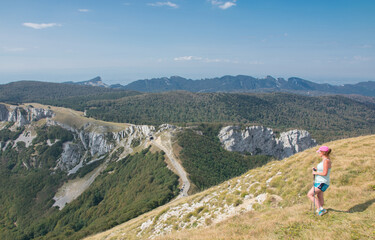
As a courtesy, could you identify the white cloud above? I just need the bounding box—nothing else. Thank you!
[219,2,236,9]
[78,9,90,12]
[210,0,237,10]
[148,2,178,8]
[174,56,241,64]
[210,0,222,5]
[174,56,202,61]
[22,22,61,29]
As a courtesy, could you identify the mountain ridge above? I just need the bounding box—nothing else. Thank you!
[69,75,375,96]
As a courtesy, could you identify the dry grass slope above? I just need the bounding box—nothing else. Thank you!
[25,103,130,132]
[85,135,375,240]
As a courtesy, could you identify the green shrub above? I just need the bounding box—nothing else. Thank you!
[234,199,243,206]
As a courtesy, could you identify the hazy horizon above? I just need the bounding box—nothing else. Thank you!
[1,74,374,87]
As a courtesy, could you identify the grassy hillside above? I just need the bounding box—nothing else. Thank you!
[85,134,375,240]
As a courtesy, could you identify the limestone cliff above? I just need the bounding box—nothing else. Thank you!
[0,104,54,127]
[47,120,156,172]
[0,103,157,173]
[218,126,317,159]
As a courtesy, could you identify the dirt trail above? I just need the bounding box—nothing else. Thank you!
[152,132,190,198]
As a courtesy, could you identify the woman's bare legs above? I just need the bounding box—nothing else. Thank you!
[307,186,322,210]
[317,191,324,208]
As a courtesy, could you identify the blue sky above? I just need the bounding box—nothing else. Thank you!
[0,0,374,85]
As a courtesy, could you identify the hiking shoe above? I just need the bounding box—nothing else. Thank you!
[318,209,327,216]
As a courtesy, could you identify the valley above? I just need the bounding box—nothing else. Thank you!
[1,101,316,239]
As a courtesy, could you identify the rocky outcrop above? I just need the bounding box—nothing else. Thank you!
[218,126,316,159]
[157,124,177,132]
[0,104,54,127]
[113,125,155,142]
[55,142,83,171]
[47,120,157,171]
[47,120,114,158]
[112,125,156,156]
[277,130,316,159]
[79,131,114,156]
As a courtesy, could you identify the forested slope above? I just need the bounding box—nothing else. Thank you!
[0,81,140,104]
[83,92,375,143]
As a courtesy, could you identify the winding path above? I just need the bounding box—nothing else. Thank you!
[152,133,190,198]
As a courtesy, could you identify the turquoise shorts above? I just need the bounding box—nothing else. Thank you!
[314,183,329,192]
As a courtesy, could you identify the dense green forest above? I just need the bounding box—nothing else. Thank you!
[40,91,141,111]
[0,125,74,171]
[0,126,74,239]
[81,92,375,143]
[20,148,178,240]
[0,125,24,142]
[177,124,271,192]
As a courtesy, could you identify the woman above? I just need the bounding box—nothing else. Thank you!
[307,145,332,216]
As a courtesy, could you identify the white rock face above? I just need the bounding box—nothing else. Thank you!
[218,125,316,159]
[277,129,315,159]
[47,120,157,171]
[55,142,83,171]
[47,120,115,159]
[0,104,54,127]
[80,131,113,156]
[13,131,36,148]
[157,124,177,132]
[113,125,155,142]
[112,125,156,156]
[219,126,278,155]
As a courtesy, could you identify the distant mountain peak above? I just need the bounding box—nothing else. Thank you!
[64,76,109,88]
[89,76,102,83]
[265,75,276,80]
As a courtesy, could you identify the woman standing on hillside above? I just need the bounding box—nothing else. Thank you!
[307,146,332,216]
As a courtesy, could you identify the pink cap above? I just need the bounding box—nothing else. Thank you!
[316,146,330,153]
